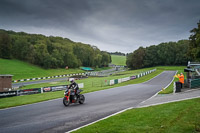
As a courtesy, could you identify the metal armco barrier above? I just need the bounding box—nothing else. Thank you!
[0,84,83,98]
[130,76,136,80]
[17,88,41,95]
[12,73,85,83]
[109,69,156,86]
[43,87,52,92]
[51,85,67,92]
[1,69,156,98]
[0,91,18,98]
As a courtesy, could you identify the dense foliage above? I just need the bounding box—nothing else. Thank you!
[188,21,200,61]
[0,30,111,68]
[127,21,200,69]
[126,40,190,69]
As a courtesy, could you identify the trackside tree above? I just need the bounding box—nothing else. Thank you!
[188,20,200,61]
[0,30,111,69]
[127,20,200,69]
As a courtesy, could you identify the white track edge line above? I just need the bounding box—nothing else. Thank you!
[67,95,200,133]
[0,70,166,110]
[66,107,134,133]
[66,71,177,133]
[140,71,177,104]
[138,96,200,108]
[1,71,176,111]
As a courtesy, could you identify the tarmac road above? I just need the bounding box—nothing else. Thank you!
[0,71,176,133]
[12,77,68,88]
[12,68,124,88]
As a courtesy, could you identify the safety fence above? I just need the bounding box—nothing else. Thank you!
[109,69,156,86]
[1,69,156,98]
[84,69,156,88]
[12,73,85,83]
[0,83,84,98]
[12,68,127,83]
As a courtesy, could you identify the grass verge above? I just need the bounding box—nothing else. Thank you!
[74,98,200,133]
[19,68,161,91]
[0,69,162,109]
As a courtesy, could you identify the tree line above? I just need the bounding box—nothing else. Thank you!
[127,21,200,69]
[0,30,111,69]
[109,51,126,56]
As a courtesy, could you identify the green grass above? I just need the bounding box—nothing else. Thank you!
[0,68,162,109]
[74,98,200,133]
[0,65,185,109]
[0,91,64,109]
[19,67,159,91]
[0,58,85,80]
[111,55,126,66]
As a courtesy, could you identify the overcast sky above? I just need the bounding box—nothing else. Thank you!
[0,0,200,53]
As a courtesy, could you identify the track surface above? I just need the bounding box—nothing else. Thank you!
[0,71,176,133]
[12,77,68,88]
[12,68,118,88]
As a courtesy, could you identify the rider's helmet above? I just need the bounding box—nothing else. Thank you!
[69,78,75,83]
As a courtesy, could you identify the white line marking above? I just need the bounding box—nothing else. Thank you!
[140,71,177,104]
[66,107,134,133]
[66,71,178,133]
[138,96,200,108]
[67,95,200,133]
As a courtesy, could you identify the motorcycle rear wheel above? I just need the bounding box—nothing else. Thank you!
[79,94,85,104]
[63,97,70,106]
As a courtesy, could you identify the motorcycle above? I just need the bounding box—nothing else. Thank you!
[63,88,85,106]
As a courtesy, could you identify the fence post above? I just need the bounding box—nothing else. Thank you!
[41,87,43,93]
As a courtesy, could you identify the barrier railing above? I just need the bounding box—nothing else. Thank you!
[0,83,84,98]
[109,69,156,86]
[1,69,157,98]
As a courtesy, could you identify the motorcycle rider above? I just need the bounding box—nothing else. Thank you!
[68,78,79,97]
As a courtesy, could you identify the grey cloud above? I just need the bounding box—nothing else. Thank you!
[0,0,200,53]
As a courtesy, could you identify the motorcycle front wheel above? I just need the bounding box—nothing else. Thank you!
[63,97,70,106]
[79,94,85,104]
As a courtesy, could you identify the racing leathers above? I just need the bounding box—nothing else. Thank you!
[68,82,79,96]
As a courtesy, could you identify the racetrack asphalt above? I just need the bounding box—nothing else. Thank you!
[138,87,200,108]
[0,71,176,133]
[12,68,119,88]
[12,77,68,88]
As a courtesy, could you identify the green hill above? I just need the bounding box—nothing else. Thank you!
[0,58,84,80]
[111,55,126,66]
[0,29,111,69]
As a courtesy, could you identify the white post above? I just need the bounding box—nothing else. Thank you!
[41,87,43,93]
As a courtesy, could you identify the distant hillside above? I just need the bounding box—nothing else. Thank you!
[111,55,126,66]
[0,58,84,80]
[0,29,111,69]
